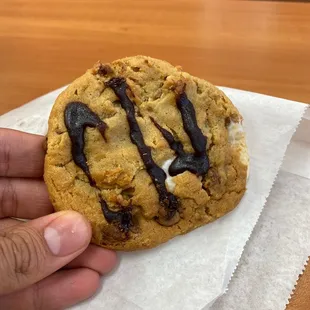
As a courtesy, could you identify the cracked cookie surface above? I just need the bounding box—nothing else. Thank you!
[44,55,248,251]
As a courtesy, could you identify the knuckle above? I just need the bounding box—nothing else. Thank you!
[0,132,11,177]
[0,178,18,218]
[32,282,44,310]
[0,228,47,294]
[32,272,66,310]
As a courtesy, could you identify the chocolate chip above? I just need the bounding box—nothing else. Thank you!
[208,168,220,185]
[171,80,186,97]
[100,197,133,235]
[156,208,180,226]
[225,117,231,127]
[131,66,140,72]
[97,63,113,76]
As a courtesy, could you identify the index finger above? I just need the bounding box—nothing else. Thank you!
[0,128,46,177]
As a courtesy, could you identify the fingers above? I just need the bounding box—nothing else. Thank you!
[0,218,20,230]
[0,178,53,219]
[0,129,46,178]
[0,268,100,310]
[0,221,118,275]
[0,211,91,295]
[0,218,118,274]
[66,244,118,275]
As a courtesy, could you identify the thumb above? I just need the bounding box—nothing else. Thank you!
[0,211,91,296]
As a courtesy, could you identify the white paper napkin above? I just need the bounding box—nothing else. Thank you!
[211,107,310,310]
[0,86,307,310]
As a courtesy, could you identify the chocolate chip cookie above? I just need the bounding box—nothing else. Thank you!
[44,55,248,251]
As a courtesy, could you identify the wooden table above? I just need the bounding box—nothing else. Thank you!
[0,0,309,308]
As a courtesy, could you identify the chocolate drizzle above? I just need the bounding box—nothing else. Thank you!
[100,197,133,234]
[106,77,179,221]
[64,77,210,234]
[151,92,209,176]
[64,102,133,234]
[65,102,107,186]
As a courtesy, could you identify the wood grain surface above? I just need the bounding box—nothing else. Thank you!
[0,0,309,309]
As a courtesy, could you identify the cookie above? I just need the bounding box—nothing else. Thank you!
[44,55,248,251]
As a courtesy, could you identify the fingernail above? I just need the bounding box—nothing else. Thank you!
[44,212,91,256]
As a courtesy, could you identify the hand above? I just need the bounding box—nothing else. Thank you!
[0,129,117,310]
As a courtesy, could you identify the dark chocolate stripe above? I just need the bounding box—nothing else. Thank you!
[176,92,207,156]
[150,117,185,155]
[65,102,107,186]
[106,77,179,221]
[151,93,209,177]
[100,196,133,234]
[64,101,133,234]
